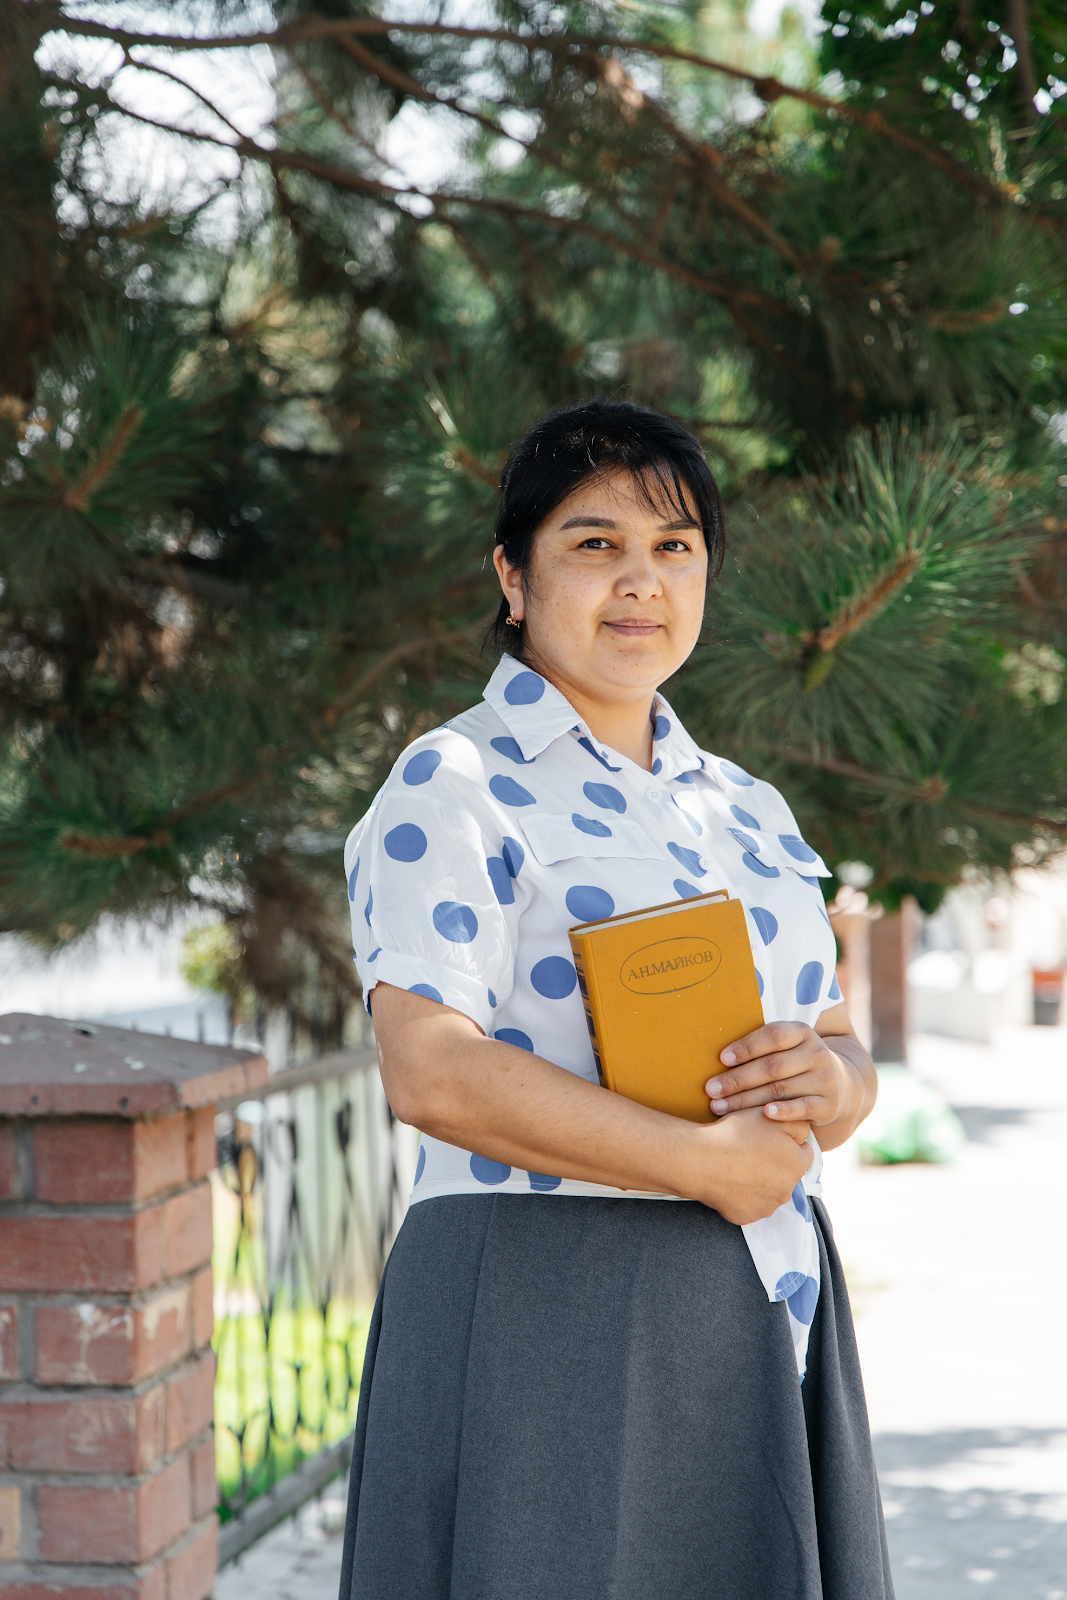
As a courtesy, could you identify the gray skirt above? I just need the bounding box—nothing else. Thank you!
[338,1194,894,1600]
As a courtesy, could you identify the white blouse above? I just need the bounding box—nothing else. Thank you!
[344,653,841,1377]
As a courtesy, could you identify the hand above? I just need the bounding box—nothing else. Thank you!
[705,1020,857,1128]
[691,1107,813,1225]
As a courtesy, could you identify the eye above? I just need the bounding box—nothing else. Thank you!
[577,536,613,550]
[658,538,693,552]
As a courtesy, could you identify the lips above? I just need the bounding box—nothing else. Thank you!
[604,619,662,634]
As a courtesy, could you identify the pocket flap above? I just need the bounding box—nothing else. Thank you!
[520,812,664,867]
[725,826,832,880]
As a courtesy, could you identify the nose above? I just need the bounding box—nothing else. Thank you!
[614,546,662,602]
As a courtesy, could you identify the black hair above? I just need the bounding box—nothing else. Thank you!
[488,398,725,656]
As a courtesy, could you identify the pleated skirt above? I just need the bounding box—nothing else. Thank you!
[338,1193,894,1600]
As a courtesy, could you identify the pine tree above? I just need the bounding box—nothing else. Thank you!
[2,0,1064,1034]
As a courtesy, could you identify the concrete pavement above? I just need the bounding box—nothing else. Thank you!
[215,1025,1067,1600]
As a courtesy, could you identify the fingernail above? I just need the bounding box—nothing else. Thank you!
[712,1099,729,1115]
[720,1049,737,1065]
[707,1080,722,1097]
[766,1104,778,1117]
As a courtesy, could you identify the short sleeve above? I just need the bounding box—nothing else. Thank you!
[342,751,517,1034]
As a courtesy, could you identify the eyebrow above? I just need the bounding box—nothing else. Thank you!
[558,514,699,532]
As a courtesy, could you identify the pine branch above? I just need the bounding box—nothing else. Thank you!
[31,4,1065,237]
[61,403,143,511]
[808,549,924,655]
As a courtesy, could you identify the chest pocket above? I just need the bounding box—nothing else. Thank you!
[724,828,832,882]
[520,811,665,867]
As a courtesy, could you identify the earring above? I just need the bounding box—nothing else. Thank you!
[506,615,521,628]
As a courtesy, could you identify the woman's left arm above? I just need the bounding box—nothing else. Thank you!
[703,1002,878,1151]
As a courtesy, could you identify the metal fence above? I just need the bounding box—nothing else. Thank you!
[212,1048,416,1549]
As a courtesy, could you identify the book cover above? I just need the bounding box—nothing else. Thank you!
[568,890,765,1123]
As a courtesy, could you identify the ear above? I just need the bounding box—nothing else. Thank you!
[493,545,525,621]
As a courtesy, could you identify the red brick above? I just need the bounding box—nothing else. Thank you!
[160,1188,211,1280]
[165,1519,216,1600]
[0,1567,166,1600]
[0,1386,164,1474]
[38,1458,190,1564]
[166,1352,215,1454]
[0,1210,162,1294]
[190,1269,212,1351]
[34,1116,188,1206]
[189,1436,217,1521]
[0,1126,17,1200]
[184,1109,216,1183]
[0,1302,18,1381]
[36,1285,191,1387]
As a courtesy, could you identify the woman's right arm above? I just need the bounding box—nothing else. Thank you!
[372,983,813,1226]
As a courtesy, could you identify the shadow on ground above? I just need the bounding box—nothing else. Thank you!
[874,1429,1067,1600]
[949,1106,1037,1145]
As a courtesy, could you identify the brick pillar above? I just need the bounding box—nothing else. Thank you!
[0,1014,267,1600]
[869,899,922,1063]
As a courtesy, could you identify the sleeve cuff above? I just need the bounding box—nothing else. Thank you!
[357,947,501,1036]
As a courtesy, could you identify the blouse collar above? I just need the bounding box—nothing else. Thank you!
[482,654,708,783]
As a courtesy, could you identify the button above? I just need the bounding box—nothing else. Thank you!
[646,787,661,801]
[698,856,709,871]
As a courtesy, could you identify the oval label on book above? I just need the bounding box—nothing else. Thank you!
[620,936,722,996]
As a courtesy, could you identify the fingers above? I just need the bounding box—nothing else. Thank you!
[718,1020,808,1070]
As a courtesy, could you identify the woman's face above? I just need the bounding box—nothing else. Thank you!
[493,468,708,710]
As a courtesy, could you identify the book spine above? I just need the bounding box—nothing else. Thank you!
[569,938,608,1090]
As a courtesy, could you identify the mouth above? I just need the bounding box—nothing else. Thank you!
[603,619,662,636]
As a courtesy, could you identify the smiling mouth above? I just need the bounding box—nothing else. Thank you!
[604,618,662,635]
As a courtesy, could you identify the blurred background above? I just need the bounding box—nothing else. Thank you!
[1,0,1065,1595]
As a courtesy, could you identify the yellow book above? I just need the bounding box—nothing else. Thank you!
[568,889,765,1123]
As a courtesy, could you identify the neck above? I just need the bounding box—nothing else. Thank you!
[522,653,657,770]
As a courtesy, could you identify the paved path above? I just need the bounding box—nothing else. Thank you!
[215,1026,1067,1600]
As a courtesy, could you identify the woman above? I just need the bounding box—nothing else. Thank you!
[339,400,893,1599]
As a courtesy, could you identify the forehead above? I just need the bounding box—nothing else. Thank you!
[542,465,699,529]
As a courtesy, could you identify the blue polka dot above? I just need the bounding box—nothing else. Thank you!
[730,805,760,829]
[674,770,694,784]
[488,989,497,1007]
[347,858,359,900]
[720,759,755,786]
[796,961,824,1006]
[432,902,479,943]
[530,956,577,999]
[489,774,537,807]
[583,781,626,814]
[791,1182,811,1221]
[798,874,819,888]
[566,885,615,923]
[742,851,779,878]
[755,969,764,997]
[577,736,621,772]
[384,823,427,862]
[775,1270,806,1302]
[502,836,525,878]
[529,1171,563,1192]
[674,879,701,899]
[653,715,671,741]
[749,907,778,945]
[788,1276,819,1325]
[364,888,373,926]
[403,749,442,785]
[367,948,380,961]
[503,671,545,705]
[470,1154,512,1185]
[495,1028,533,1051]
[778,833,817,863]
[828,972,842,1001]
[729,827,760,853]
[667,841,705,877]
[409,982,443,1003]
[490,736,533,765]
[651,757,663,776]
[572,813,612,838]
[414,1144,426,1184]
[486,856,515,905]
